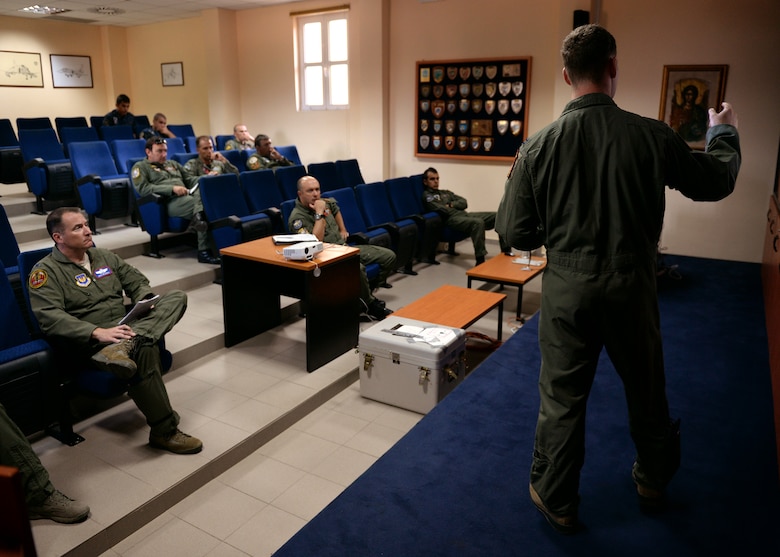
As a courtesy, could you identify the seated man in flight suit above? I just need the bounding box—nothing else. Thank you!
[289,175,395,320]
[131,137,220,265]
[28,207,203,455]
[422,167,510,265]
[1,402,90,523]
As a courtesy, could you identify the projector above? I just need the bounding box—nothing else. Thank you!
[283,241,323,261]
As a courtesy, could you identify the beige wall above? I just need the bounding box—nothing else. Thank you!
[1,0,779,262]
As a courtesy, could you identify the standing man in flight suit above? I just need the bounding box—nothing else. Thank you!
[496,24,740,534]
[28,207,203,455]
[131,137,220,265]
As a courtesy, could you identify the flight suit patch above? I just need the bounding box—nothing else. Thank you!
[29,269,47,289]
[94,266,113,279]
[75,273,91,287]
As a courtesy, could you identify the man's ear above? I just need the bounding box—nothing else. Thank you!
[608,57,617,79]
[562,67,572,86]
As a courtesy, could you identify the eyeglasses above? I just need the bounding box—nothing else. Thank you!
[153,138,167,145]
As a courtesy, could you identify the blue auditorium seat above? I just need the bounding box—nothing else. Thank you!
[335,159,365,188]
[99,124,134,142]
[58,126,99,157]
[16,117,52,132]
[0,256,55,437]
[220,149,245,173]
[355,182,418,274]
[0,119,24,184]
[164,137,187,157]
[385,175,444,264]
[54,116,88,141]
[0,205,20,278]
[275,145,302,166]
[18,128,75,214]
[215,134,234,151]
[111,138,146,174]
[307,161,345,193]
[198,173,274,251]
[167,124,195,138]
[69,141,134,233]
[132,114,151,138]
[239,169,284,232]
[275,165,307,201]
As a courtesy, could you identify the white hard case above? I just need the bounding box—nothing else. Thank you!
[358,317,467,414]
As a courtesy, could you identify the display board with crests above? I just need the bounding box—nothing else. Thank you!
[415,57,531,161]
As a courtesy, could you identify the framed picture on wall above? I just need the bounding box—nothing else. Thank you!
[415,57,532,161]
[50,55,93,88]
[161,62,184,87]
[0,50,43,87]
[659,64,728,150]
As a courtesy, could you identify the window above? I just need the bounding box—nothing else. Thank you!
[296,10,349,110]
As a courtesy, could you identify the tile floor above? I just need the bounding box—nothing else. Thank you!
[19,219,542,556]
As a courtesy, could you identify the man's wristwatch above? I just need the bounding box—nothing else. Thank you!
[314,213,324,221]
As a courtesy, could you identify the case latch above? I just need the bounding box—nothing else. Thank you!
[418,367,430,384]
[363,353,374,371]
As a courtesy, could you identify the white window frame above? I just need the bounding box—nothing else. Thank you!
[295,9,350,111]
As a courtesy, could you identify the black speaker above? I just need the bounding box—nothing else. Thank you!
[573,10,590,29]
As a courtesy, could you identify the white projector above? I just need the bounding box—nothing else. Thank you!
[283,241,324,261]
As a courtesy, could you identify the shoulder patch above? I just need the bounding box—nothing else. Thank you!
[292,219,305,231]
[246,156,259,170]
[131,166,141,182]
[29,269,47,289]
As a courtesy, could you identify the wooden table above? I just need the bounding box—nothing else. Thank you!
[466,254,546,322]
[392,284,507,340]
[220,237,360,372]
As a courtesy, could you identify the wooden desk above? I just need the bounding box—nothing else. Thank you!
[466,254,546,321]
[220,237,360,372]
[392,284,506,340]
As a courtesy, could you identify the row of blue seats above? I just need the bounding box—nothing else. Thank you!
[196,169,467,274]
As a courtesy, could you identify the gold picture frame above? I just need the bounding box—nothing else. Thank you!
[0,50,43,87]
[659,64,728,150]
[161,62,184,87]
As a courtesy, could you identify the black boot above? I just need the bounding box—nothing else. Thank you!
[198,250,221,265]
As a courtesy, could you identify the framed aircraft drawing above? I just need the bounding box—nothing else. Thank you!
[0,50,43,87]
[50,55,93,88]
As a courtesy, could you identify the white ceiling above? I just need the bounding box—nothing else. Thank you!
[0,0,301,28]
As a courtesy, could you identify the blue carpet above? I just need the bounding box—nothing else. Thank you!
[274,255,779,556]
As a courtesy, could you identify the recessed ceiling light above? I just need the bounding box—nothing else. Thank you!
[20,5,70,15]
[87,6,125,16]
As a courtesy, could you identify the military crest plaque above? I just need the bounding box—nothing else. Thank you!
[415,56,531,160]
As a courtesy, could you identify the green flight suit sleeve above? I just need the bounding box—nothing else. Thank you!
[496,148,545,251]
[664,124,741,202]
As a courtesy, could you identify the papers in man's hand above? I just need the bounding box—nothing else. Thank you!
[118,295,160,325]
[188,183,199,195]
[273,234,318,245]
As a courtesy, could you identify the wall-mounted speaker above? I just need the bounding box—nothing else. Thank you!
[573,10,590,29]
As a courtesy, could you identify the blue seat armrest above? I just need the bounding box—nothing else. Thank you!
[23,157,47,172]
[347,232,369,245]
[370,221,400,235]
[210,215,242,231]
[76,173,101,187]
[136,192,168,207]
